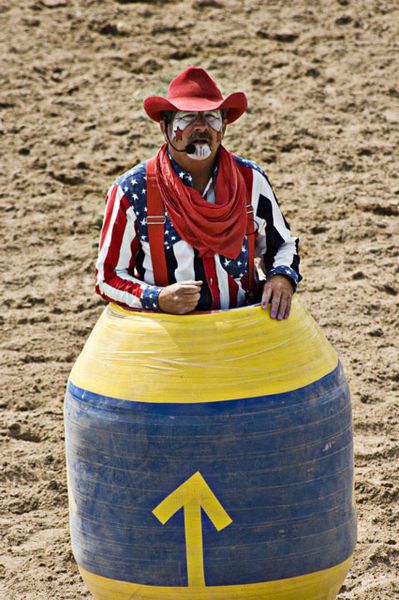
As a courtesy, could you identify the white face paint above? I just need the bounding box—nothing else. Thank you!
[189,143,212,161]
[172,110,223,139]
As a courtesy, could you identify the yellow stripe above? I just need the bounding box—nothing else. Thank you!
[70,297,337,403]
[79,556,352,600]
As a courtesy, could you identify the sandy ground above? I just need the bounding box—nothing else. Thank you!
[0,0,398,598]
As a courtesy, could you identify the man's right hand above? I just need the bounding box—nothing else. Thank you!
[158,281,203,314]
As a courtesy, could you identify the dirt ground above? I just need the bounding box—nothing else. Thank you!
[0,1,398,599]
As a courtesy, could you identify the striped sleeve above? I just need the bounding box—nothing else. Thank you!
[95,183,162,310]
[252,169,301,288]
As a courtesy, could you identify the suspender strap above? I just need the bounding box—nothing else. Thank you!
[145,157,169,287]
[237,164,256,293]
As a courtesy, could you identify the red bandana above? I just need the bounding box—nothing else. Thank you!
[154,144,248,259]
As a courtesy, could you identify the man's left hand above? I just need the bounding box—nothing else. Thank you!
[261,275,294,320]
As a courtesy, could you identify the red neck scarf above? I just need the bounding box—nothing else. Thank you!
[155,144,248,259]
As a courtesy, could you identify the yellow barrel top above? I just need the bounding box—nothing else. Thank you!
[70,297,338,403]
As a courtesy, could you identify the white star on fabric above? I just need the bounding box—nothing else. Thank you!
[179,171,185,179]
[171,236,176,241]
[133,193,138,201]
[131,179,137,185]
[140,219,146,225]
[237,261,242,266]
[224,259,231,266]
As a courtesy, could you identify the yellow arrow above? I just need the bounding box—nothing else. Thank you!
[152,471,232,587]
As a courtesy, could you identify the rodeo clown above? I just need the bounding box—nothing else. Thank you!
[95,66,301,318]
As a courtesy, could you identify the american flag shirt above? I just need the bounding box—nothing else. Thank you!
[95,152,301,311]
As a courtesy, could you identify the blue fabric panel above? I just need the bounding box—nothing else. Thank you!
[65,364,356,586]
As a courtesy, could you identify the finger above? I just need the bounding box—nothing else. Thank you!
[180,297,200,313]
[176,306,191,315]
[270,292,281,319]
[277,295,288,320]
[179,289,201,304]
[179,287,203,298]
[184,297,201,309]
[179,280,203,287]
[173,299,197,314]
[261,284,273,309]
[284,295,292,319]
[178,284,203,294]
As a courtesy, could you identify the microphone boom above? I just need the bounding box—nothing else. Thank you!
[165,125,199,156]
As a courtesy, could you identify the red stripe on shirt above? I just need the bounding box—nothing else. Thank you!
[203,256,220,309]
[100,185,118,248]
[228,275,238,308]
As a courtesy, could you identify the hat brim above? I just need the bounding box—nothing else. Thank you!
[143,92,247,124]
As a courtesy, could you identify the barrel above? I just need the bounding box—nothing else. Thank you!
[64,298,357,600]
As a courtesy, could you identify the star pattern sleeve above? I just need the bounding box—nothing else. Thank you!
[95,183,162,310]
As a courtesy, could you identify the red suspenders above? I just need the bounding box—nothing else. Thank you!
[145,157,256,293]
[145,157,169,287]
[237,164,256,296]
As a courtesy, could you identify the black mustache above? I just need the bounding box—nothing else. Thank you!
[189,133,212,143]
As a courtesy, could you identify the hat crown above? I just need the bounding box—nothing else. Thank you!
[167,67,223,102]
[143,66,247,123]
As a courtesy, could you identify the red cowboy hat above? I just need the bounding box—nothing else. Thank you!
[143,66,247,124]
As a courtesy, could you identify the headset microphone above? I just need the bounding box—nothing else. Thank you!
[164,123,200,156]
[184,143,196,154]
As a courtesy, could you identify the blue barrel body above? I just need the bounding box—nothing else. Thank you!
[65,300,356,600]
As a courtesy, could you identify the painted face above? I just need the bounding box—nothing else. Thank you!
[187,143,212,161]
[172,110,223,139]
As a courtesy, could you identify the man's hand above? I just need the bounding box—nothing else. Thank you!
[261,275,294,320]
[158,281,202,314]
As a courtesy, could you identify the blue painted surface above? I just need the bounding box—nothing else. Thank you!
[65,364,357,586]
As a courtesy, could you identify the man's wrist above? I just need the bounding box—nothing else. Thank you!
[141,285,163,311]
[266,266,299,291]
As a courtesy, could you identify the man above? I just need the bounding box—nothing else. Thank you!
[96,66,300,318]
